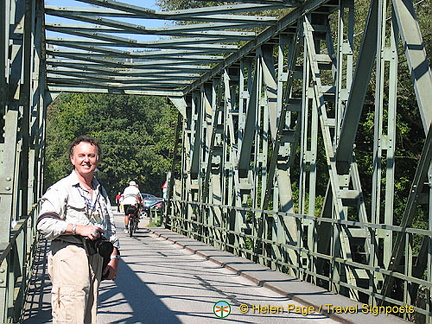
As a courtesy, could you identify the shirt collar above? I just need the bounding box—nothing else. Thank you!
[70,170,100,190]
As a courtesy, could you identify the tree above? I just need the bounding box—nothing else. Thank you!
[45,93,178,200]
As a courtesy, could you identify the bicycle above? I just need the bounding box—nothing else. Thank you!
[126,205,140,237]
[128,212,139,237]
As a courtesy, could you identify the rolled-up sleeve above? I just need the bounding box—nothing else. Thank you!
[37,187,68,240]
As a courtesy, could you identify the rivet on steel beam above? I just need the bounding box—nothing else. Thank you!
[5,187,11,191]
[6,177,11,181]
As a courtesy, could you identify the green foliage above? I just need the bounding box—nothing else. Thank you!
[45,93,178,200]
[155,0,291,28]
[147,220,162,227]
[156,0,214,10]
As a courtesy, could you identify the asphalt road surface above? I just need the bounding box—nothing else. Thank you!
[95,213,337,323]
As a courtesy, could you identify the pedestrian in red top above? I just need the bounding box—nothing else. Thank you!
[115,192,122,212]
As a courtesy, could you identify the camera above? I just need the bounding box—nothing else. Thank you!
[95,238,114,258]
[82,236,114,280]
[83,235,113,258]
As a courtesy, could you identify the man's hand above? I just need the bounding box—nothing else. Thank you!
[103,257,119,280]
[77,224,105,240]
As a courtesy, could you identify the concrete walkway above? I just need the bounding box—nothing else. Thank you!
[22,210,408,323]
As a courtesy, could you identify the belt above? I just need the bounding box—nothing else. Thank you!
[53,235,85,247]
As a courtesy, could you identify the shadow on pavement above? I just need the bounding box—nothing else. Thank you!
[98,256,180,323]
[23,230,180,324]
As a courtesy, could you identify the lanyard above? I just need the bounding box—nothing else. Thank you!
[76,185,102,224]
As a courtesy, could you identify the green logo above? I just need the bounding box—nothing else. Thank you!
[213,300,231,318]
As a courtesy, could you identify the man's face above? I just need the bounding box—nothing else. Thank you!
[70,141,99,177]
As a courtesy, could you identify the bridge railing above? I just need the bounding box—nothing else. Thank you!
[0,205,40,323]
[165,199,431,323]
[148,207,163,226]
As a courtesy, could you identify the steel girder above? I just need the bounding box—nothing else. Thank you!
[43,0,300,96]
[0,0,46,240]
[0,0,47,322]
[167,0,432,321]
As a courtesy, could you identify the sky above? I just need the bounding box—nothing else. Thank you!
[44,0,165,29]
[45,0,160,11]
[44,0,167,43]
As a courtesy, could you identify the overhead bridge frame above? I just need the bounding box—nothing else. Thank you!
[1,0,432,322]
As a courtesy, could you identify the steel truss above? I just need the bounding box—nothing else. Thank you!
[0,0,47,322]
[0,0,432,322]
[166,0,432,321]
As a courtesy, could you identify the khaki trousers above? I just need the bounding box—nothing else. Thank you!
[48,240,103,323]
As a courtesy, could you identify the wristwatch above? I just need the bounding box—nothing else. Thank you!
[110,255,120,260]
[71,224,77,235]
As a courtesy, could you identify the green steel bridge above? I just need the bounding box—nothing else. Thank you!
[1,0,432,322]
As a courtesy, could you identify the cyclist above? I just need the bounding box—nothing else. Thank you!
[121,181,142,233]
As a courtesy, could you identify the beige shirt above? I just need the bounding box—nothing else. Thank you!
[37,170,120,249]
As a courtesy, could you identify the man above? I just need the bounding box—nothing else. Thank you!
[37,135,120,323]
[121,180,142,233]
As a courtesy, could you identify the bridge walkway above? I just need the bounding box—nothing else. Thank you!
[21,210,407,324]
